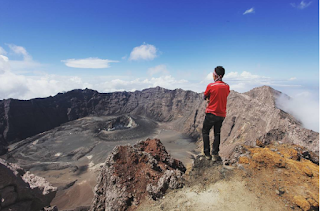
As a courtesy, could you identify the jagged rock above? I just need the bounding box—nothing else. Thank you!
[146,169,184,200]
[90,139,186,211]
[0,158,57,211]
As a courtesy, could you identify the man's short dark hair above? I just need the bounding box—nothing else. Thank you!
[215,66,225,77]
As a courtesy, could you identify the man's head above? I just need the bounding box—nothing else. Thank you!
[213,66,225,81]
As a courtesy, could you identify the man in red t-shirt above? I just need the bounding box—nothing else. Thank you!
[202,66,230,161]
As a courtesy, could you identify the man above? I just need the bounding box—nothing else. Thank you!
[202,66,230,161]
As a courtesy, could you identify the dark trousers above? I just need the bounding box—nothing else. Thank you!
[202,113,225,156]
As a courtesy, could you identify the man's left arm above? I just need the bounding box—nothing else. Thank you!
[204,84,210,101]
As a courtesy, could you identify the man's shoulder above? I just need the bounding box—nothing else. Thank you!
[209,81,229,87]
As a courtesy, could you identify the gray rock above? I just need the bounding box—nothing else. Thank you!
[0,186,17,207]
[1,200,32,211]
[0,158,57,211]
[147,170,184,200]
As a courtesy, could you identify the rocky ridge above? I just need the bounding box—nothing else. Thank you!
[0,86,318,159]
[90,138,186,211]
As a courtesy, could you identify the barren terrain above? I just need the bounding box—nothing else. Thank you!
[1,115,197,210]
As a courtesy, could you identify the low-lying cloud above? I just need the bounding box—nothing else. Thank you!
[276,91,319,132]
[62,57,119,68]
[0,46,190,99]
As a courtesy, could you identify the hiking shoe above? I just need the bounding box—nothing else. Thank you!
[212,154,220,162]
[205,155,212,160]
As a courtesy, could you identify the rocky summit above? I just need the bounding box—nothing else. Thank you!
[90,138,186,211]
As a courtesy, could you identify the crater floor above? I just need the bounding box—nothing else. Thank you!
[2,115,197,210]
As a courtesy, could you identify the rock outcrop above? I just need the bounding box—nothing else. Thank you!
[0,158,57,211]
[90,139,186,211]
[0,86,318,157]
[234,141,319,211]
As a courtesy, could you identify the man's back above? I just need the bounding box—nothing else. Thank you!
[204,81,230,117]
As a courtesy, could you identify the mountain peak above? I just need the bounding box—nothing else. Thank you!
[244,85,283,107]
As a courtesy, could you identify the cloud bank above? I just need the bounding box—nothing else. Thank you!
[62,57,119,68]
[129,43,158,61]
[276,91,319,132]
[0,45,189,99]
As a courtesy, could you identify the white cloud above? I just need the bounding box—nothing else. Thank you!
[147,64,169,76]
[4,44,42,72]
[243,7,255,15]
[291,1,312,9]
[96,75,188,93]
[0,47,191,99]
[224,71,270,80]
[129,43,158,61]
[276,91,319,132]
[0,55,10,74]
[7,44,32,61]
[0,46,7,55]
[61,57,119,69]
[204,70,304,93]
[289,77,297,81]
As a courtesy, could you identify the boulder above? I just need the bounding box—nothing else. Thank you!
[90,139,186,211]
[0,158,57,211]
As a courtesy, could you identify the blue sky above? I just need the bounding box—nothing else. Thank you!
[0,0,319,129]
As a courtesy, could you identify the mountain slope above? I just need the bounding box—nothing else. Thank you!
[0,86,318,157]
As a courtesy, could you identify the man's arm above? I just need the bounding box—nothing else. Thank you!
[204,84,210,101]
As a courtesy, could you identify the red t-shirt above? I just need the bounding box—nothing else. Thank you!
[204,81,230,117]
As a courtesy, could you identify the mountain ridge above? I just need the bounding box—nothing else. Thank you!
[0,85,318,157]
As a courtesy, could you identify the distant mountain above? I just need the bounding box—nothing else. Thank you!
[0,86,318,156]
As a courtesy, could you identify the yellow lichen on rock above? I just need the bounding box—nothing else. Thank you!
[238,156,250,164]
[240,143,319,210]
[250,148,286,168]
[293,195,311,211]
[307,198,319,208]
